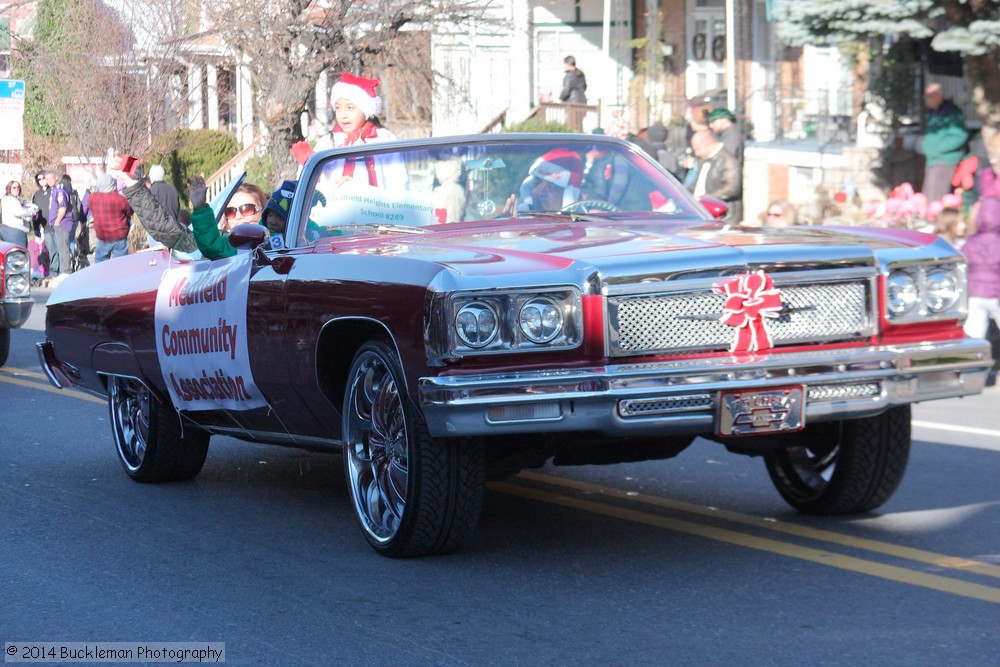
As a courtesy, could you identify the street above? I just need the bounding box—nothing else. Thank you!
[2,290,998,666]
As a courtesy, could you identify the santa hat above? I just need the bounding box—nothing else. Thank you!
[523,148,584,207]
[330,72,383,119]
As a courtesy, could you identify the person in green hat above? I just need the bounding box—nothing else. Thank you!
[707,107,742,166]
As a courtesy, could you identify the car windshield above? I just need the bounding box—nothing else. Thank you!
[292,134,704,248]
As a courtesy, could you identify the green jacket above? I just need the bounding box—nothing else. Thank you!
[190,205,236,259]
[922,101,969,167]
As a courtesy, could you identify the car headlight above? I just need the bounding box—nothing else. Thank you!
[455,301,498,348]
[886,270,919,317]
[519,297,563,343]
[5,273,30,297]
[438,288,583,358]
[4,249,29,274]
[925,267,960,313]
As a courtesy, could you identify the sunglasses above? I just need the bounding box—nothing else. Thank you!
[224,203,260,219]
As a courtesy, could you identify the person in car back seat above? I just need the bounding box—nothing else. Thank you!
[289,72,408,192]
[517,148,585,212]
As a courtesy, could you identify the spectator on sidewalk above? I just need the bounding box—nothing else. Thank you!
[933,207,968,249]
[645,122,682,179]
[707,107,743,166]
[962,196,1000,340]
[559,55,587,104]
[90,173,134,263]
[762,199,798,228]
[32,171,50,237]
[919,83,969,202]
[47,174,73,279]
[1,180,31,247]
[690,129,742,223]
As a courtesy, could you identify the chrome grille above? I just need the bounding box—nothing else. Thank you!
[808,383,881,402]
[610,281,871,356]
[619,394,713,417]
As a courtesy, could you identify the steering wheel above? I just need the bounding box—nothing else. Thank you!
[561,200,620,214]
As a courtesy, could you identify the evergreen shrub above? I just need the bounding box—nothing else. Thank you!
[147,129,241,206]
[504,118,574,133]
[244,153,275,193]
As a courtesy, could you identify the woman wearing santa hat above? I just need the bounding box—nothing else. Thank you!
[518,148,585,212]
[291,72,408,191]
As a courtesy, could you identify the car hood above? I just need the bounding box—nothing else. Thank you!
[324,218,936,279]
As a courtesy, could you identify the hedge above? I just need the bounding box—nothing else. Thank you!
[146,129,241,206]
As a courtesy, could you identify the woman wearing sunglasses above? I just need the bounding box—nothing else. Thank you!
[762,199,797,227]
[182,182,269,260]
[221,183,267,233]
[1,180,32,247]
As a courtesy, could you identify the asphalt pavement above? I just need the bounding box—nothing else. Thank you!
[3,284,998,666]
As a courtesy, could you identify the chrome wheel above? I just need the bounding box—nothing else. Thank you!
[110,376,152,473]
[768,440,839,499]
[765,406,911,515]
[344,348,408,544]
[342,339,485,557]
[107,375,209,483]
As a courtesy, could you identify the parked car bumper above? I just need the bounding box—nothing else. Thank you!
[1,296,33,329]
[419,339,992,438]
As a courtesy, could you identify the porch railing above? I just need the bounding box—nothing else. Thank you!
[479,109,508,134]
[206,137,263,201]
[523,102,601,133]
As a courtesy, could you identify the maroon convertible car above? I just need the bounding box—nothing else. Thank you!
[38,134,992,557]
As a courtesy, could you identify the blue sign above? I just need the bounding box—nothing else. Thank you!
[0,79,25,149]
[0,80,25,100]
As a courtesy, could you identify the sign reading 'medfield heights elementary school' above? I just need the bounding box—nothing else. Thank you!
[0,79,25,150]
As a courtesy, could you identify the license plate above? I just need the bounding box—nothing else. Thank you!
[717,386,805,437]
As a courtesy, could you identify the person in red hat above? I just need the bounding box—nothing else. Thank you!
[291,72,407,190]
[517,148,585,212]
[316,72,395,151]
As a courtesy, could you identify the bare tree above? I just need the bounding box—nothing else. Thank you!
[203,0,500,179]
[8,0,192,167]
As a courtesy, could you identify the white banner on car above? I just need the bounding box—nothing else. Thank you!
[312,182,437,229]
[154,252,267,411]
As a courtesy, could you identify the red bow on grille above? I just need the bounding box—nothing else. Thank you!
[719,271,783,352]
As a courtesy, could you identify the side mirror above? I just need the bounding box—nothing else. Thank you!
[229,224,268,250]
[700,197,729,220]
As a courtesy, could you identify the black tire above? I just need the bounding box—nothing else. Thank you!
[108,376,209,483]
[0,328,9,367]
[764,406,911,515]
[343,338,484,557]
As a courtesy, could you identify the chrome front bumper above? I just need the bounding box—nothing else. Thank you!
[418,339,992,438]
[1,296,33,328]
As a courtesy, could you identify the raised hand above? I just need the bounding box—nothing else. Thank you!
[188,175,208,210]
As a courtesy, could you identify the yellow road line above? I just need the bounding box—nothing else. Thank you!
[0,365,48,381]
[490,480,1000,605]
[0,370,105,404]
[518,470,1000,580]
[10,363,997,600]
